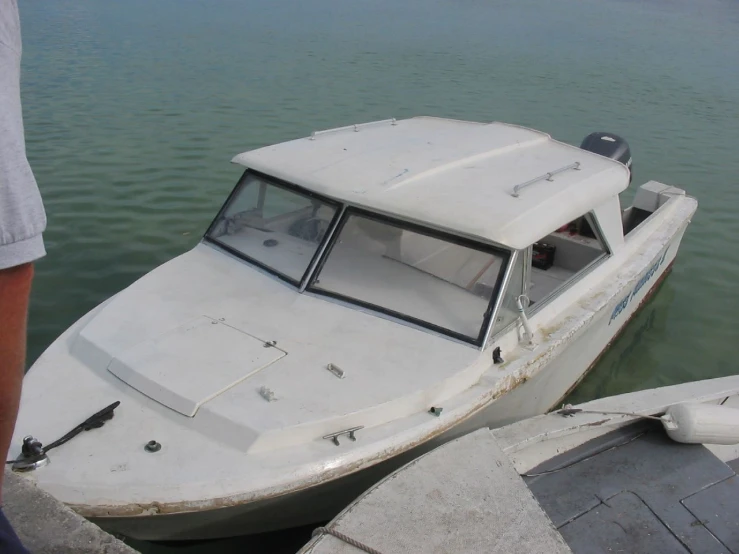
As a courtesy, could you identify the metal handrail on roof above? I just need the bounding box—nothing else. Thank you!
[310,119,398,140]
[511,162,581,198]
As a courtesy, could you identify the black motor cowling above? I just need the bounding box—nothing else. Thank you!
[580,132,632,182]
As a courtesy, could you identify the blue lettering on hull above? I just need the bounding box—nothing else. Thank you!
[608,249,668,325]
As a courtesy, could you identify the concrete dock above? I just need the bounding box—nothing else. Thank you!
[3,469,139,554]
[301,429,571,554]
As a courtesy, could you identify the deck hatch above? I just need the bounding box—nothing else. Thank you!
[108,316,286,416]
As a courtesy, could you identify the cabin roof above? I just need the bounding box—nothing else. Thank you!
[232,117,630,249]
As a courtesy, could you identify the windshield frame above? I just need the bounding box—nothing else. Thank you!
[203,170,343,287]
[306,207,512,346]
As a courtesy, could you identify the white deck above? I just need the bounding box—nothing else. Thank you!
[232,117,631,249]
[301,429,571,554]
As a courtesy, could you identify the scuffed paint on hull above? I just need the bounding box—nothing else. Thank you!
[552,260,675,409]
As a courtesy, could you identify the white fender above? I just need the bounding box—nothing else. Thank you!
[661,403,739,445]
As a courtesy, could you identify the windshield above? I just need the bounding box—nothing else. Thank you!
[310,211,510,343]
[207,173,340,283]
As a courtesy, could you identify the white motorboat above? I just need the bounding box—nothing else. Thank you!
[302,375,739,554]
[8,117,697,540]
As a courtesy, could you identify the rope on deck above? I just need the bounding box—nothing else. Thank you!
[312,526,385,554]
[558,404,663,421]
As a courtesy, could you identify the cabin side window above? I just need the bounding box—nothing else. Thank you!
[527,213,609,308]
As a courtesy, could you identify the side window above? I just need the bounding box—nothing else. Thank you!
[528,213,608,306]
[489,251,525,338]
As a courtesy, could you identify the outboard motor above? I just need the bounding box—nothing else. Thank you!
[580,132,632,183]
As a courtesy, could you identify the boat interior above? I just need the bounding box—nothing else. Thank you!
[528,215,606,305]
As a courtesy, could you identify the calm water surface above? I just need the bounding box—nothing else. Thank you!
[17,0,739,551]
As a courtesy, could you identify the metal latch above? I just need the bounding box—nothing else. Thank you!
[8,401,120,472]
[323,426,364,446]
[12,436,49,472]
[326,363,345,379]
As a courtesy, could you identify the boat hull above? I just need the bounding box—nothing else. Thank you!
[93,218,691,541]
[478,257,681,428]
[94,437,446,540]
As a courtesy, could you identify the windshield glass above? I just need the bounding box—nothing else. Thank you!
[207,173,339,283]
[311,211,509,342]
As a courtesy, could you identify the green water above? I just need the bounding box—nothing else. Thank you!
[17,0,739,550]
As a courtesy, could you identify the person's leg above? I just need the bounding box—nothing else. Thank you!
[0,508,30,554]
[0,263,34,500]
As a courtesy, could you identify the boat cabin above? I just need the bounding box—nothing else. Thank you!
[206,117,631,348]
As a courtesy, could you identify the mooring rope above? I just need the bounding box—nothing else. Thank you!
[558,404,663,421]
[312,526,385,554]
